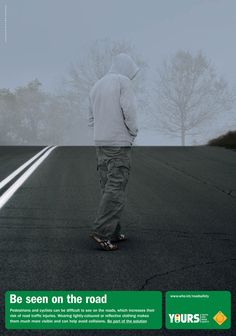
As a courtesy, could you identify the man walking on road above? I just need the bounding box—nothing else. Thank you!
[88,53,139,251]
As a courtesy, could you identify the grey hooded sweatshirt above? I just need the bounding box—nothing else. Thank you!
[88,53,139,146]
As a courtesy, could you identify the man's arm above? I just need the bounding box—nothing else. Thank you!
[88,95,94,128]
[119,76,138,138]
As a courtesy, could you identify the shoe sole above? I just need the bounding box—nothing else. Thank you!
[90,235,118,251]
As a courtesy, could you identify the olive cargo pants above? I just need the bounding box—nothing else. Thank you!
[91,146,132,240]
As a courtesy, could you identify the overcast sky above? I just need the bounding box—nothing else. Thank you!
[0,0,236,92]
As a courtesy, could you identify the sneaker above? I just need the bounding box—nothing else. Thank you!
[111,234,127,242]
[90,234,118,251]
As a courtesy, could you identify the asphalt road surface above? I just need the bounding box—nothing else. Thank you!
[0,146,235,336]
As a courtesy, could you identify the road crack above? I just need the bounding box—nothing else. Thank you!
[162,160,236,199]
[139,151,236,200]
[139,258,236,290]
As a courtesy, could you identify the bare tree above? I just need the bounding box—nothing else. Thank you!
[62,38,148,125]
[153,51,234,145]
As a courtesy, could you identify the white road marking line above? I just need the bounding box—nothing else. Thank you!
[0,146,51,191]
[0,146,57,210]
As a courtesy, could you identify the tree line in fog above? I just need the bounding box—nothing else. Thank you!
[0,39,234,145]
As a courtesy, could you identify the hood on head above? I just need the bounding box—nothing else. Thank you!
[109,53,140,80]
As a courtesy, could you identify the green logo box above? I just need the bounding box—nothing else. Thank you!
[166,291,231,329]
[5,291,162,330]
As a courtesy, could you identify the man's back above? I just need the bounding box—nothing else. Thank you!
[89,53,139,147]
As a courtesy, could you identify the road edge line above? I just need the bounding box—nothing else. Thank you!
[0,146,51,190]
[0,146,57,210]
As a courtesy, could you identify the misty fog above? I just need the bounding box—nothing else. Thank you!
[0,0,235,146]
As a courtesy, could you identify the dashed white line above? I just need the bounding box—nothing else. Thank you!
[0,146,57,210]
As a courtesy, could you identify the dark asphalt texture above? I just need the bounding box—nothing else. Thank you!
[0,146,235,336]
